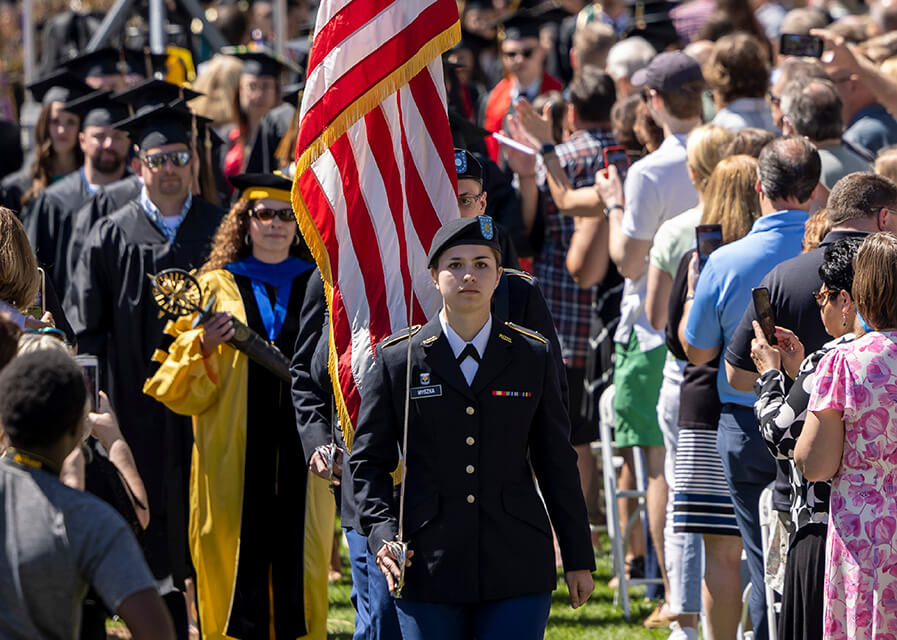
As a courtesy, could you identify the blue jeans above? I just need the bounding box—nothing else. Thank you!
[345,528,402,640]
[394,593,552,640]
[717,407,777,640]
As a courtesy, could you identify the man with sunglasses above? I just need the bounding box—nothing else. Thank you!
[66,103,226,640]
[483,14,561,163]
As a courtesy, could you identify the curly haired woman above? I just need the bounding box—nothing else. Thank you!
[145,173,325,639]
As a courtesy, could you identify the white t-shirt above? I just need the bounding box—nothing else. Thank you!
[615,134,698,351]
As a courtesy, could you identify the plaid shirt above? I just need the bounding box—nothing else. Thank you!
[534,128,619,370]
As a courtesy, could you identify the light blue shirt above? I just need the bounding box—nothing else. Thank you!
[684,209,808,406]
[439,311,492,386]
[139,186,192,243]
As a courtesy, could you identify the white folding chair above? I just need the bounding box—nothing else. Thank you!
[598,385,664,620]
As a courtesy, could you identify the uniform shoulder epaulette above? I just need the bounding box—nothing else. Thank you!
[504,321,547,344]
[503,268,535,282]
[381,325,421,348]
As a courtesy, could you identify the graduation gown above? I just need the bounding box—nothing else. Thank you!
[350,315,595,604]
[65,197,226,582]
[66,175,142,286]
[145,267,313,640]
[24,168,114,294]
[244,103,296,175]
[0,163,32,214]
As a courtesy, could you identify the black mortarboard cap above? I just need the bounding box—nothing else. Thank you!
[454,148,483,183]
[449,109,491,147]
[61,47,126,79]
[458,28,495,52]
[122,47,168,78]
[28,71,93,106]
[427,215,501,268]
[498,13,543,41]
[229,171,294,203]
[113,79,203,117]
[114,104,194,150]
[282,82,304,108]
[62,91,130,129]
[225,47,300,77]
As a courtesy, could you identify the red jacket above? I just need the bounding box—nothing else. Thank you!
[483,73,563,161]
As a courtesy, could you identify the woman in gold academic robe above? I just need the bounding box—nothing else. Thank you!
[145,172,322,640]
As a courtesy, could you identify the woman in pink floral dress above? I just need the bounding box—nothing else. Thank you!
[796,233,897,639]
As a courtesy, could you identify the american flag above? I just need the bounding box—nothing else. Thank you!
[291,0,461,449]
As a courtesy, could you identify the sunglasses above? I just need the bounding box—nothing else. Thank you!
[767,90,781,107]
[251,207,294,222]
[502,47,535,60]
[813,287,840,307]
[141,150,192,169]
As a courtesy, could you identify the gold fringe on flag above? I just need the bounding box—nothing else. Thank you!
[290,19,461,452]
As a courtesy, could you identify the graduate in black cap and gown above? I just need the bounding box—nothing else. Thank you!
[244,82,303,174]
[1,72,92,213]
[224,50,298,180]
[145,172,318,640]
[23,91,131,294]
[351,215,595,640]
[65,104,226,639]
[65,79,223,286]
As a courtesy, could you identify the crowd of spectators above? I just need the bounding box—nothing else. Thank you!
[2,0,897,639]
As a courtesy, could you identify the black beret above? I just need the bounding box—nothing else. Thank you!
[427,215,501,268]
[454,148,483,183]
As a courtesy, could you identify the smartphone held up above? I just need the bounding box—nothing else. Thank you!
[74,355,100,412]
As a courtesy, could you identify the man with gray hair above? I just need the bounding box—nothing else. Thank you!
[781,77,870,188]
[605,36,656,98]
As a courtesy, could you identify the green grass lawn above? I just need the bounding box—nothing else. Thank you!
[325,533,671,639]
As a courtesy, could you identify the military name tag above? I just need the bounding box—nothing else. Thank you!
[411,384,442,399]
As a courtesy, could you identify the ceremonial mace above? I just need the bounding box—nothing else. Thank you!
[147,268,291,383]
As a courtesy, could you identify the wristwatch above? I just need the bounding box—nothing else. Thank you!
[603,204,624,218]
[540,143,556,157]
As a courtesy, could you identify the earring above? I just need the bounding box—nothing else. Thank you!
[842,313,847,327]
[293,234,301,246]
[244,235,251,246]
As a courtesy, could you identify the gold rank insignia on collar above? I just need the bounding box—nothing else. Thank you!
[499,333,512,343]
[422,335,438,346]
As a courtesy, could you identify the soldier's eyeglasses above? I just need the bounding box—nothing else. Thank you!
[141,150,191,169]
[457,192,484,208]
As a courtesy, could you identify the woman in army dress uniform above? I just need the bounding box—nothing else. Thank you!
[350,215,595,640]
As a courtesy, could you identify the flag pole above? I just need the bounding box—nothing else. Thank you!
[386,251,415,598]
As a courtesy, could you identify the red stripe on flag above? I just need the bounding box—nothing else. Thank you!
[298,0,458,152]
[331,287,361,421]
[364,106,415,325]
[297,169,340,277]
[306,0,395,76]
[408,70,457,194]
[396,88,442,255]
[328,135,393,351]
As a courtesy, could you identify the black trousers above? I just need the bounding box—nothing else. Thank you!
[779,523,827,640]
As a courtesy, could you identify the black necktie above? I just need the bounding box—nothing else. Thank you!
[457,343,480,364]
